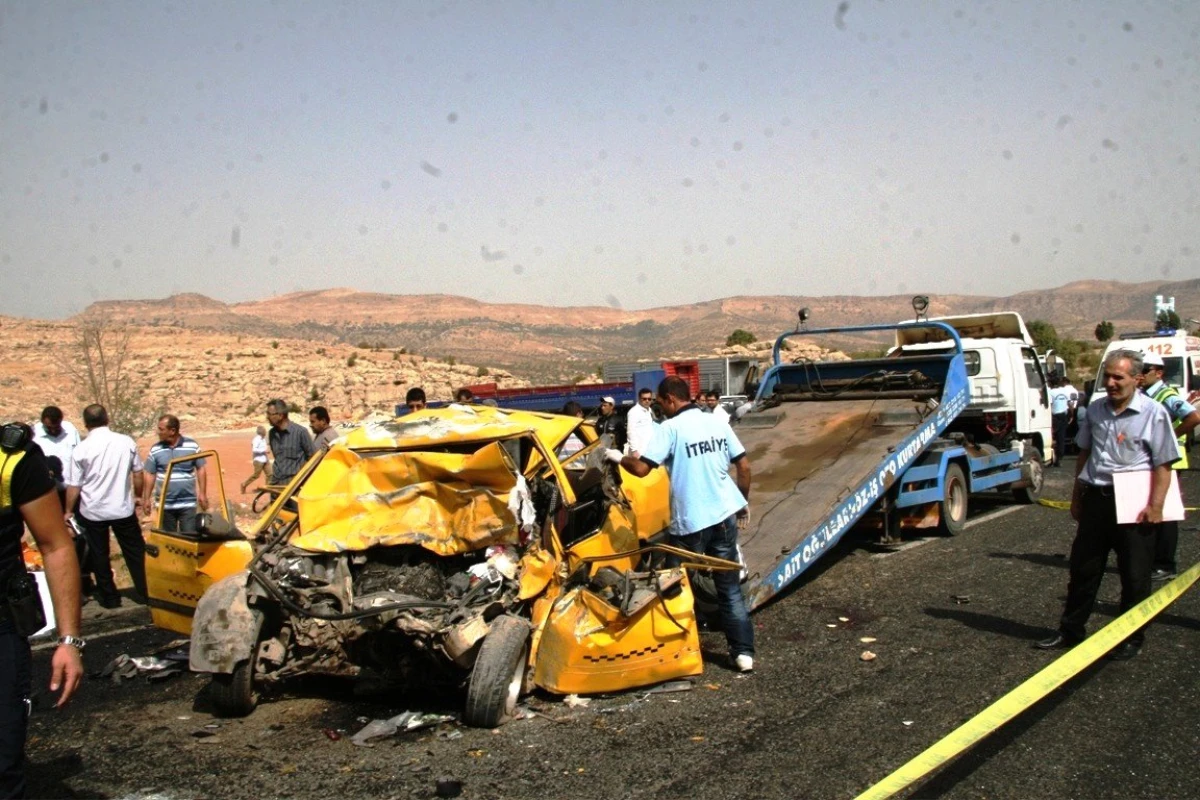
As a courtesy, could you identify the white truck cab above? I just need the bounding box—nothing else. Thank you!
[1096,331,1200,399]
[892,312,1052,463]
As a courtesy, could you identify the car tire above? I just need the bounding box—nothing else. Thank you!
[464,615,531,728]
[938,463,968,536]
[209,649,259,718]
[1011,446,1044,505]
[690,572,718,616]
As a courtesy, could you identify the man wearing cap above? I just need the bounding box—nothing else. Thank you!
[1140,351,1199,581]
[593,396,626,452]
[1035,349,1179,661]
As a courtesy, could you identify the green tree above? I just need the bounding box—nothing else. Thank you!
[1026,320,1059,353]
[1156,309,1183,331]
[1053,339,1086,369]
[726,329,756,347]
[1094,320,1114,342]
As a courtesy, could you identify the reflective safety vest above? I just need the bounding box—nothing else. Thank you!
[1151,383,1190,470]
[0,449,27,514]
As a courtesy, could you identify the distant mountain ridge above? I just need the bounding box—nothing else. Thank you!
[80,278,1200,382]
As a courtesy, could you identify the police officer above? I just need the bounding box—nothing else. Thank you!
[1140,351,1200,581]
[0,423,84,798]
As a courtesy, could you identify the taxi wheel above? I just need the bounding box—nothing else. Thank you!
[210,634,262,718]
[464,615,530,728]
[210,656,258,717]
[691,572,719,616]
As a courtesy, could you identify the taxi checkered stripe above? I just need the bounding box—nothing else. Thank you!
[164,544,199,559]
[582,642,665,663]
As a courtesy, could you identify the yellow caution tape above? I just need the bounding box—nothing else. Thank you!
[853,560,1200,800]
[1037,498,1072,510]
[1037,498,1198,512]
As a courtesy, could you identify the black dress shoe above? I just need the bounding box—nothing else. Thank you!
[1107,641,1141,661]
[1035,633,1079,650]
[98,595,122,609]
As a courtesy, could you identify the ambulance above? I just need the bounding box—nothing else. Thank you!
[1097,330,1200,400]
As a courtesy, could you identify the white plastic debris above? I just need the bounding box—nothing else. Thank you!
[485,545,520,581]
[562,694,591,709]
[350,711,456,747]
[507,474,537,538]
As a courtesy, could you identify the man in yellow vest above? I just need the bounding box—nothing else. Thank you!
[1141,352,1199,580]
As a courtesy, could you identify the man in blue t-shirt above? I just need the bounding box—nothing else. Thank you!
[141,414,208,533]
[608,376,755,672]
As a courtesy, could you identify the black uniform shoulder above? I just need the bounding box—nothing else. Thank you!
[2,441,56,508]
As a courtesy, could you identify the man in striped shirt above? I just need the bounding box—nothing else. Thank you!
[141,414,208,533]
[266,399,314,486]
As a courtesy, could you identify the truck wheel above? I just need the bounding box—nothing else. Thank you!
[464,615,531,728]
[209,650,259,718]
[1011,447,1044,505]
[938,463,968,535]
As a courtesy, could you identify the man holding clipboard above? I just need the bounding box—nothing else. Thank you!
[1036,349,1181,661]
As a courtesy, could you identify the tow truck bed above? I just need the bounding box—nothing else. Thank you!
[737,397,930,608]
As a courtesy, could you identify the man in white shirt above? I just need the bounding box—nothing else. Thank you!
[705,391,732,425]
[625,388,657,455]
[32,405,80,467]
[63,404,146,608]
[241,426,270,493]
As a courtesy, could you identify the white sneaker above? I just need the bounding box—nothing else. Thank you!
[735,654,754,673]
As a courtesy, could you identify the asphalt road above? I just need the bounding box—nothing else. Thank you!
[24,466,1200,800]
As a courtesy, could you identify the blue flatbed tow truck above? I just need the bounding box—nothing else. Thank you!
[735,319,1042,609]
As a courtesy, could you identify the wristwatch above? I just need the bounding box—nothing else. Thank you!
[57,635,86,652]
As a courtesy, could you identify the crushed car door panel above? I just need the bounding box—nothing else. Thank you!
[532,569,703,695]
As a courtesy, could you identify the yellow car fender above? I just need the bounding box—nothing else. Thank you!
[517,545,557,601]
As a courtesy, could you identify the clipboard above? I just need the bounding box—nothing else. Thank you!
[1112,470,1186,524]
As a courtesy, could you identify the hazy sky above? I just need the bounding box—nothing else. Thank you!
[2,1,1198,319]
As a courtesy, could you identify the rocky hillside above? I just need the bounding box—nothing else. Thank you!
[81,279,1200,383]
[3,277,1195,433]
[0,316,526,435]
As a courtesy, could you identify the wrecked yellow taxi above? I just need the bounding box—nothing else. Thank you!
[145,405,738,727]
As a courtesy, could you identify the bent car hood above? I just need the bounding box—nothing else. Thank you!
[291,439,521,554]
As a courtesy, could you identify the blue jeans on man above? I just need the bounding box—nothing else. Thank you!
[669,514,755,659]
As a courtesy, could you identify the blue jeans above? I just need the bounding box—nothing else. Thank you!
[670,515,755,658]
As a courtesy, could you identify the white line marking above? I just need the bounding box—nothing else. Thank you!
[963,504,1025,530]
[871,504,1028,558]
